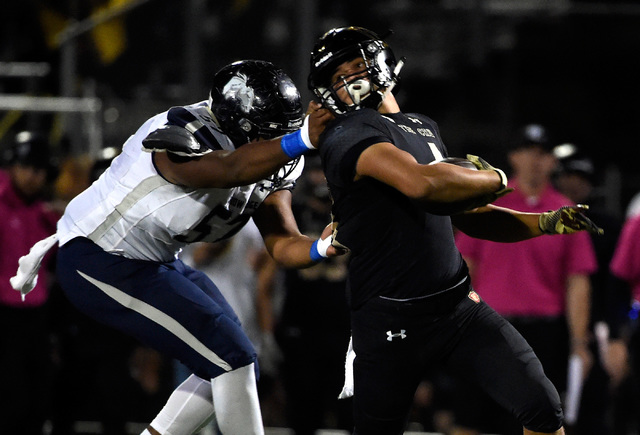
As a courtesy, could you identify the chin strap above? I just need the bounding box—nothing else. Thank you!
[383,57,405,98]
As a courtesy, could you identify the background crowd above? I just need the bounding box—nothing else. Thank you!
[2,1,640,434]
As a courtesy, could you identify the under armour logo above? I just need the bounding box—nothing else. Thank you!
[386,330,406,341]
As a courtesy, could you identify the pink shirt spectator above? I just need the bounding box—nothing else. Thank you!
[610,213,640,303]
[0,180,59,307]
[455,182,598,317]
[0,169,9,187]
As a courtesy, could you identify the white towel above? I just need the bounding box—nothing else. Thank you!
[338,336,355,399]
[10,233,58,301]
[564,353,584,425]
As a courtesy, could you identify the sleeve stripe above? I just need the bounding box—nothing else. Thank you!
[167,106,225,151]
[185,120,205,134]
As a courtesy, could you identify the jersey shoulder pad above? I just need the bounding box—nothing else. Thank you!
[404,112,440,135]
[322,108,388,152]
[405,112,434,124]
[337,107,383,127]
[326,108,385,136]
[169,103,234,150]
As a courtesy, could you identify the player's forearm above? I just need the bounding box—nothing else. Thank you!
[216,139,294,187]
[415,164,503,203]
[566,275,592,349]
[358,144,505,206]
[255,253,279,332]
[153,138,295,189]
[452,204,544,242]
[265,234,320,269]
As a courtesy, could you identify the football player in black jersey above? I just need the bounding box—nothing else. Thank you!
[308,26,603,435]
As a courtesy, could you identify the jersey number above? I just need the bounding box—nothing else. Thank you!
[174,205,250,243]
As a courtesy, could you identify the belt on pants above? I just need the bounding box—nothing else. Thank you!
[377,276,472,315]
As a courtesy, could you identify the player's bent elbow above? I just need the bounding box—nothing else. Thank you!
[401,179,438,202]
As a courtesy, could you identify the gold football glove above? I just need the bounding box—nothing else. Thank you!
[465,154,513,201]
[538,204,604,235]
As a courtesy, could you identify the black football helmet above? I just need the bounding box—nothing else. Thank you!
[209,60,304,147]
[4,130,54,169]
[308,26,403,115]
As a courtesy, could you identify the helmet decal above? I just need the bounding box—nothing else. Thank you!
[209,60,304,147]
[222,73,255,114]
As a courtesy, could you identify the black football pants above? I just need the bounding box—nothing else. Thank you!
[350,288,563,435]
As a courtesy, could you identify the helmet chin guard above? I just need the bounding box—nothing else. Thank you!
[308,27,403,115]
[346,78,371,105]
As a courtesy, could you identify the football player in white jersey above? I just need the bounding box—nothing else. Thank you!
[11,60,337,435]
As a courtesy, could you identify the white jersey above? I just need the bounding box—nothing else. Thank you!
[57,101,303,263]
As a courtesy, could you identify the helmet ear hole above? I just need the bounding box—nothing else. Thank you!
[239,119,252,133]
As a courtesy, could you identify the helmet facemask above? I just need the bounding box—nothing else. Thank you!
[310,36,402,116]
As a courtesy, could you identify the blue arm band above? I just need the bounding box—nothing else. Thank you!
[281,130,309,159]
[309,239,325,262]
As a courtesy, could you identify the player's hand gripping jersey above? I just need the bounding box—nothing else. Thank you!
[57,101,303,263]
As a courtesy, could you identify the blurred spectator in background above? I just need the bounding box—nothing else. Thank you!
[609,211,640,435]
[552,145,625,434]
[454,124,598,434]
[276,156,353,435]
[0,131,60,435]
[52,146,94,212]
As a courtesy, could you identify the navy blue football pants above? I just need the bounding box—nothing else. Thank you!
[56,237,257,380]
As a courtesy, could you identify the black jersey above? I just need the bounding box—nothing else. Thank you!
[319,108,468,309]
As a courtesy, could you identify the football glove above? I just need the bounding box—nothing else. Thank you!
[142,125,212,157]
[465,154,514,207]
[466,154,510,192]
[538,204,604,235]
[425,155,514,215]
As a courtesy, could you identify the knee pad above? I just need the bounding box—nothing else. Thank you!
[150,375,214,435]
[518,381,564,432]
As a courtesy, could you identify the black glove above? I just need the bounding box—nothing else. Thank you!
[142,125,212,157]
[539,204,604,235]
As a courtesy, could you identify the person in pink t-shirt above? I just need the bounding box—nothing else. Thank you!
[611,213,640,306]
[0,131,60,435]
[454,124,598,434]
[610,212,640,433]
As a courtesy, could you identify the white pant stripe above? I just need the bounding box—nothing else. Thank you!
[77,270,232,372]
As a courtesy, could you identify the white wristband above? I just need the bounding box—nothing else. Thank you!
[310,236,331,262]
[316,236,331,257]
[300,115,313,149]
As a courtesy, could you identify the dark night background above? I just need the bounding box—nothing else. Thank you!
[2,0,640,213]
